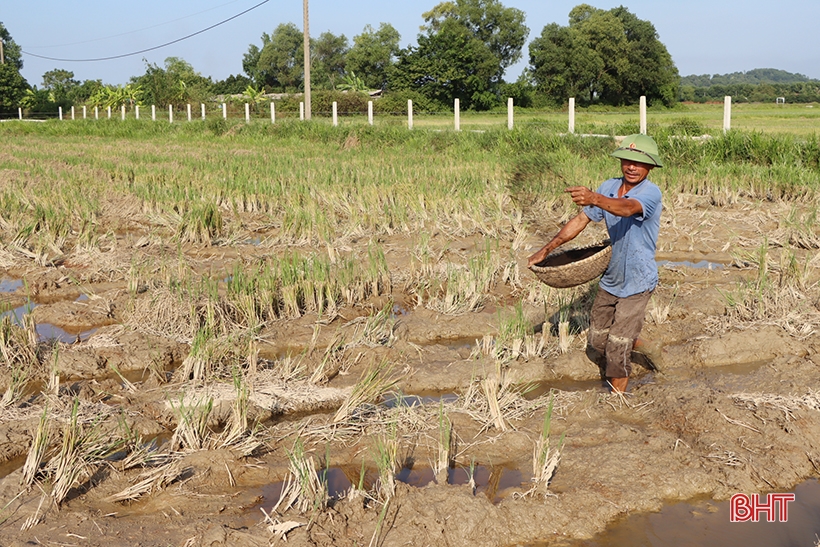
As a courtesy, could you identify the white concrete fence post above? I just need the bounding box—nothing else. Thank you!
[152,105,156,121]
[300,102,304,121]
[639,96,647,135]
[222,103,227,120]
[368,101,373,125]
[18,107,22,120]
[187,104,191,122]
[169,105,173,123]
[507,97,513,130]
[136,105,140,120]
[270,102,276,124]
[121,105,125,121]
[201,103,206,120]
[94,106,99,120]
[723,96,732,133]
[568,98,575,134]
[332,102,338,126]
[71,106,75,120]
[58,107,63,120]
[245,103,250,123]
[82,106,86,119]
[408,100,413,130]
[107,106,111,119]
[454,98,460,131]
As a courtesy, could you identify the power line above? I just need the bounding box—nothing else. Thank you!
[25,0,249,49]
[21,0,270,63]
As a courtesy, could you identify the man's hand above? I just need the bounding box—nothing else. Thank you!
[527,245,554,267]
[565,186,598,207]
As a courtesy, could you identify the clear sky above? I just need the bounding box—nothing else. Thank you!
[4,0,820,88]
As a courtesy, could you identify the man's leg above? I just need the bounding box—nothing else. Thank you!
[586,289,618,382]
[604,290,653,392]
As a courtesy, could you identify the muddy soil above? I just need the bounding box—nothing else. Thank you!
[1,194,820,547]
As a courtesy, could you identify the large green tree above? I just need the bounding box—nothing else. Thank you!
[130,57,212,107]
[346,23,400,90]
[529,4,678,106]
[41,69,79,107]
[0,22,29,113]
[0,22,24,70]
[391,17,499,110]
[254,23,304,91]
[421,0,528,83]
[312,31,348,90]
[390,0,527,110]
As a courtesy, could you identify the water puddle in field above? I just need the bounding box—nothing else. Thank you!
[392,303,410,319]
[0,279,23,293]
[36,323,98,344]
[658,259,725,270]
[382,391,459,408]
[252,462,525,517]
[559,479,820,547]
[0,454,28,480]
[0,301,97,343]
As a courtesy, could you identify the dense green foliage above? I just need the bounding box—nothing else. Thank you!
[312,32,349,90]
[528,4,679,107]
[0,22,28,114]
[212,74,254,95]
[679,69,820,103]
[391,0,528,110]
[254,23,305,92]
[345,23,401,90]
[129,57,213,108]
[682,69,816,87]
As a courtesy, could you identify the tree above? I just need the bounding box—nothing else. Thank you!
[212,74,253,95]
[346,23,400,90]
[0,22,24,71]
[42,69,80,107]
[0,22,29,114]
[391,17,499,110]
[131,57,212,107]
[242,33,270,87]
[421,0,528,83]
[255,23,304,91]
[529,4,678,106]
[312,31,348,90]
[390,0,527,110]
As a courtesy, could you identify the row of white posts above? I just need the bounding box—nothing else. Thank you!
[28,95,736,134]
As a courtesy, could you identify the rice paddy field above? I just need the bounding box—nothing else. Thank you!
[0,105,818,546]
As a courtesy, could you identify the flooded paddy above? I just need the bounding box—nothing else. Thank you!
[0,126,818,547]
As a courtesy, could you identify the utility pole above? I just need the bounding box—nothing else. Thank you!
[0,40,5,65]
[303,0,311,120]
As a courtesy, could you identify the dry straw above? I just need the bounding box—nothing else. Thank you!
[333,360,398,423]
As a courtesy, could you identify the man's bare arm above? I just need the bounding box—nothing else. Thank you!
[527,212,591,267]
[566,186,643,217]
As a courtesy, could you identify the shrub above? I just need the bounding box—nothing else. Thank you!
[373,90,443,115]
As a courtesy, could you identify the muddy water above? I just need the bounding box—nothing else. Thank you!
[253,463,526,517]
[568,480,820,547]
[1,300,97,343]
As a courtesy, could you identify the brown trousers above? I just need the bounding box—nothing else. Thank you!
[586,288,653,378]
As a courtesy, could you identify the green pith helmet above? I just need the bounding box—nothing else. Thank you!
[611,134,663,167]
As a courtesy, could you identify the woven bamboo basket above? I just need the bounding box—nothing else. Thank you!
[529,240,612,288]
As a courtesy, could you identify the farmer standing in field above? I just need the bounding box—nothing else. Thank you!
[528,134,664,393]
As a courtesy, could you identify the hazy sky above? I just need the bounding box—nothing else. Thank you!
[4,0,820,87]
